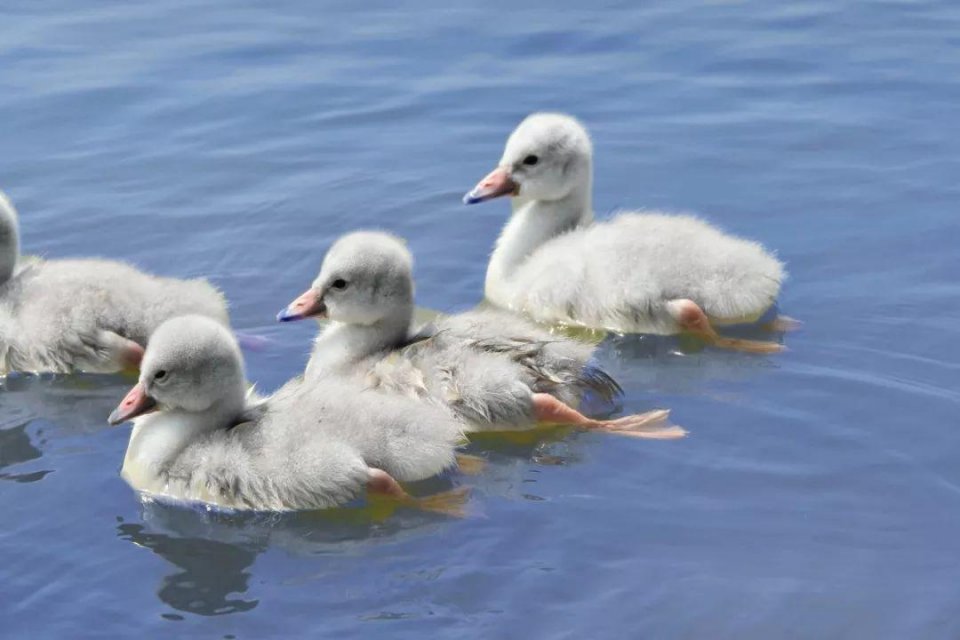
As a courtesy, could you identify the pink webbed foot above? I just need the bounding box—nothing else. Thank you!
[668,299,785,354]
[367,468,468,517]
[532,394,686,440]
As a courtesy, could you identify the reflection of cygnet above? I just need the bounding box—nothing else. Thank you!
[0,191,229,374]
[109,315,467,515]
[278,231,683,440]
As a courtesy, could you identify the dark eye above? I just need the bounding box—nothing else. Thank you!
[154,370,167,381]
[522,154,539,166]
[331,279,348,290]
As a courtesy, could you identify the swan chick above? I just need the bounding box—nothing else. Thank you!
[109,315,468,515]
[462,113,791,353]
[278,231,684,440]
[0,190,230,374]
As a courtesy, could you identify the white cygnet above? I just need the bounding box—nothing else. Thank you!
[0,191,230,374]
[462,113,791,353]
[109,315,468,514]
[278,231,684,440]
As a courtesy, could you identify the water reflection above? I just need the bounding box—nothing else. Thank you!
[117,521,261,616]
[115,495,467,618]
[0,373,132,484]
[0,421,50,483]
[0,372,133,433]
[597,332,785,395]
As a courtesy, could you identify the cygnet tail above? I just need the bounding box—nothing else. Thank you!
[576,363,624,416]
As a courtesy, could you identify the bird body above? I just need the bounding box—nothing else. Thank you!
[112,316,464,512]
[0,192,229,373]
[279,231,680,439]
[463,113,786,348]
[487,211,783,334]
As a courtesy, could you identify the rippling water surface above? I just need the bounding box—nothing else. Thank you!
[2,1,960,637]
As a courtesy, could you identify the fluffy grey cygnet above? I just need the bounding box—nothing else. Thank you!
[462,113,790,353]
[109,315,467,514]
[279,231,683,439]
[0,191,229,374]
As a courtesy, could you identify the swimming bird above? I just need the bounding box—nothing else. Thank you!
[109,315,468,514]
[278,231,683,439]
[0,191,230,374]
[462,113,789,353]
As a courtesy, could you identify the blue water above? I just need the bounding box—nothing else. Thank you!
[2,1,960,637]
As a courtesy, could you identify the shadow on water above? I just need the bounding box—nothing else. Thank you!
[0,372,134,483]
[117,520,262,617]
[108,420,595,620]
[107,418,606,620]
[115,491,472,618]
[594,329,788,396]
[472,300,793,399]
[0,372,134,432]
[465,425,587,467]
[0,421,49,482]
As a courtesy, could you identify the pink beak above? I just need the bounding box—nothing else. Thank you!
[463,167,519,204]
[108,383,158,425]
[277,289,327,322]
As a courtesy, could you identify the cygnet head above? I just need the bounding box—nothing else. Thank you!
[0,190,21,284]
[108,315,246,425]
[463,113,593,205]
[277,231,414,326]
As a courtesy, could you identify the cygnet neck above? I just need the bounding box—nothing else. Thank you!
[307,304,414,377]
[485,181,593,296]
[123,391,246,480]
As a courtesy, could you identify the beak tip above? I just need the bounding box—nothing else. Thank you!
[108,384,157,426]
[278,290,326,323]
[276,308,300,323]
[464,167,516,204]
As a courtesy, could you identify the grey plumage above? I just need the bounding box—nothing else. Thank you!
[492,212,785,333]
[293,231,622,431]
[0,191,229,373]
[470,113,786,334]
[118,316,463,512]
[404,309,622,423]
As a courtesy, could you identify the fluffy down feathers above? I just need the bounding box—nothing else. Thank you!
[0,259,229,373]
[473,113,786,334]
[360,308,622,430]
[492,213,785,333]
[120,316,463,512]
[300,231,625,432]
[155,380,462,511]
[0,192,230,373]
